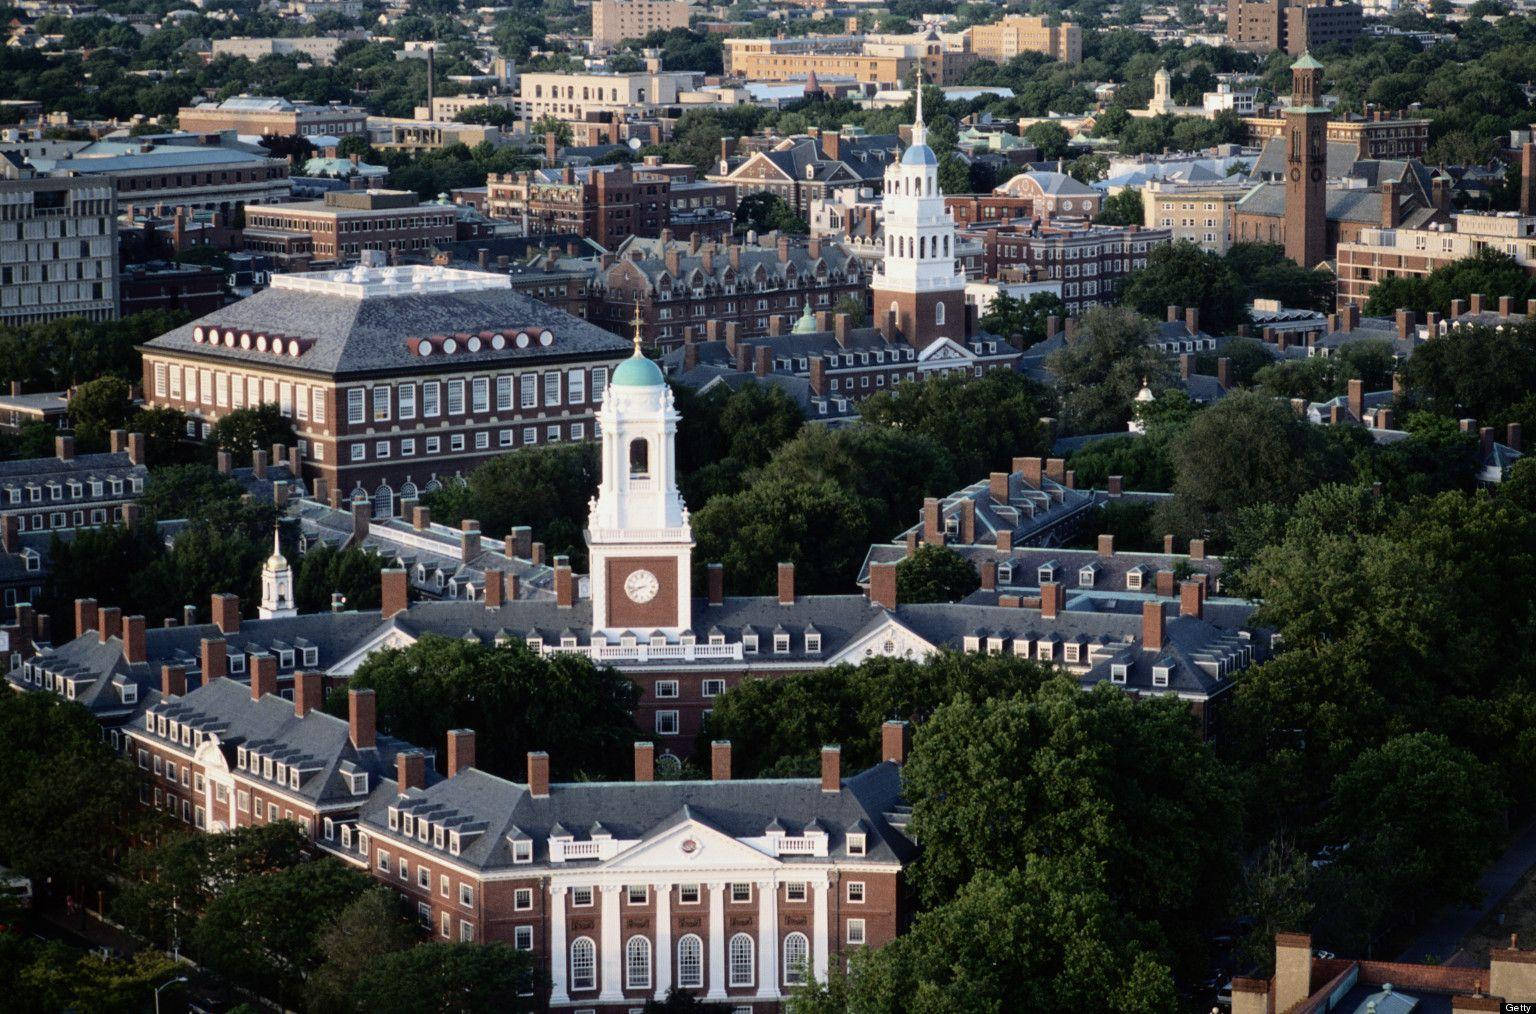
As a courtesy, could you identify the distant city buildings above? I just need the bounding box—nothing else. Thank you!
[178,96,369,138]
[513,67,699,120]
[209,36,351,65]
[962,14,1082,66]
[1225,0,1362,56]
[1142,179,1250,254]
[241,190,467,271]
[0,154,117,325]
[722,32,975,88]
[591,0,691,50]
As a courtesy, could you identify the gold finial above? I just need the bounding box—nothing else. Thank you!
[630,296,644,355]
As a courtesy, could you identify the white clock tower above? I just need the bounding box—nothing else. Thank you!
[586,307,693,635]
[259,526,297,619]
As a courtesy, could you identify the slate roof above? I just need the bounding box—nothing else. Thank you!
[888,470,1098,550]
[144,273,629,377]
[359,761,912,872]
[859,542,1225,595]
[0,449,145,486]
[1236,183,1439,228]
[604,234,863,291]
[137,677,419,808]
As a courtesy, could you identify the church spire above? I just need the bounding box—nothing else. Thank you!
[912,68,926,149]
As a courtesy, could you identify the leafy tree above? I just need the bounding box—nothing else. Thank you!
[1399,319,1536,425]
[192,860,374,1008]
[0,692,135,892]
[902,682,1239,981]
[1023,120,1071,159]
[206,403,297,457]
[1045,305,1170,435]
[352,943,540,1013]
[979,291,1066,349]
[896,545,980,603]
[140,463,243,520]
[1195,337,1273,389]
[1234,836,1315,974]
[832,293,868,327]
[1366,249,1534,317]
[1121,240,1249,334]
[424,443,599,569]
[672,380,805,506]
[859,368,1051,480]
[735,191,808,234]
[1096,188,1143,226]
[531,114,572,146]
[342,635,641,781]
[68,376,134,451]
[1226,242,1335,312]
[455,104,518,128]
[308,888,418,1012]
[296,543,387,614]
[937,153,971,195]
[16,945,186,1014]
[136,405,194,465]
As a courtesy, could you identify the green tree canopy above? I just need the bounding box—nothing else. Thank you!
[206,403,297,457]
[978,291,1066,350]
[896,544,981,603]
[1045,305,1171,435]
[858,368,1052,480]
[307,888,419,1012]
[67,376,134,452]
[1095,187,1143,226]
[295,542,387,614]
[1121,240,1249,334]
[352,943,540,1014]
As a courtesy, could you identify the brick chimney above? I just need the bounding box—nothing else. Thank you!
[1045,458,1065,484]
[349,688,376,749]
[1396,308,1416,340]
[882,720,910,764]
[808,356,826,395]
[1185,306,1199,336]
[1481,426,1495,458]
[460,519,482,563]
[509,526,532,559]
[1,515,17,554]
[1180,580,1203,619]
[55,435,73,461]
[922,497,943,544]
[777,562,795,605]
[381,569,408,618]
[1040,582,1063,619]
[1179,352,1194,380]
[1471,293,1485,316]
[554,557,574,607]
[397,751,426,795]
[634,741,654,782]
[252,448,267,479]
[989,471,1009,503]
[294,671,323,717]
[711,740,732,781]
[97,606,121,644]
[707,562,724,606]
[123,615,146,665]
[110,429,126,453]
[754,345,771,378]
[1097,534,1114,557]
[1142,600,1164,650]
[1381,180,1400,228]
[1216,357,1230,390]
[1107,475,1123,497]
[820,745,841,792]
[1188,538,1206,561]
[211,593,240,635]
[250,652,277,701]
[869,561,898,609]
[834,312,850,347]
[979,559,996,591]
[959,499,976,543]
[528,751,550,797]
[484,569,504,607]
[1508,422,1522,452]
[160,664,187,698]
[1347,378,1364,420]
[351,500,370,543]
[446,728,475,777]
[1166,305,1180,323]
[1274,933,1313,1012]
[412,505,431,530]
[127,432,145,466]
[735,341,752,373]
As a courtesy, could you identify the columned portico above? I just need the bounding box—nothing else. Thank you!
[811,875,830,982]
[654,883,673,998]
[755,877,781,1000]
[599,883,624,1001]
[706,881,727,999]
[550,884,570,1004]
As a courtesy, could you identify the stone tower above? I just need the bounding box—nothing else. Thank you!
[1283,52,1329,269]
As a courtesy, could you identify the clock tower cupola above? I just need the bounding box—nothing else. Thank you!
[586,305,693,635]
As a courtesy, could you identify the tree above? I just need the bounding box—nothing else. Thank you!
[1096,188,1143,226]
[1319,733,1506,950]
[1196,336,1275,389]
[832,293,868,327]
[736,192,808,234]
[902,682,1238,981]
[343,635,641,781]
[136,405,194,465]
[1121,240,1250,334]
[937,153,971,195]
[353,943,540,1013]
[206,403,297,457]
[858,368,1051,481]
[336,134,372,160]
[68,376,135,452]
[1023,120,1071,160]
[1226,242,1335,312]
[455,103,518,127]
[1399,319,1536,425]
[1234,837,1315,974]
[896,545,980,603]
[296,542,387,613]
[139,463,243,520]
[0,692,135,893]
[1163,390,1346,541]
[308,888,418,1012]
[193,860,374,1008]
[979,291,1066,350]
[531,114,573,147]
[1045,306,1170,435]
[672,379,805,507]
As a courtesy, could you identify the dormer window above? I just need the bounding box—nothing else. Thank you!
[1038,563,1057,583]
[1152,664,1171,688]
[278,650,294,669]
[401,815,413,837]
[350,772,368,795]
[389,807,399,830]
[513,839,532,863]
[302,647,318,666]
[229,654,245,674]
[773,633,790,654]
[743,633,759,654]
[847,833,866,856]
[805,633,821,654]
[289,769,300,789]
[433,826,444,849]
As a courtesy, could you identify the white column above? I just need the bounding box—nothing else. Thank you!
[599,883,623,1001]
[811,875,829,983]
[549,884,570,1005]
[706,881,727,999]
[755,878,780,1000]
[653,882,672,999]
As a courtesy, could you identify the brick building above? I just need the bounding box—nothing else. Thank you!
[176,96,369,138]
[709,131,901,219]
[592,0,691,49]
[241,190,463,270]
[1225,0,1361,55]
[988,169,1103,220]
[722,34,976,88]
[139,256,630,517]
[964,221,1170,318]
[1242,109,1431,161]
[962,14,1082,65]
[590,231,867,351]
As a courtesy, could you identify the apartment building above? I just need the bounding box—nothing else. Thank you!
[966,221,1171,317]
[209,36,350,64]
[139,255,630,515]
[722,35,974,88]
[0,156,117,325]
[592,0,691,49]
[514,69,698,120]
[241,190,461,270]
[1142,179,1250,254]
[1243,109,1430,160]
[1335,212,1536,308]
[177,96,369,138]
[1225,0,1362,55]
[963,15,1082,65]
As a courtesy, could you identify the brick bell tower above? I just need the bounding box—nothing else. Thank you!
[870,76,969,349]
[586,305,693,635]
[1283,52,1329,270]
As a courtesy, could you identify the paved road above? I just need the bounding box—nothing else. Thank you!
[1396,818,1536,964]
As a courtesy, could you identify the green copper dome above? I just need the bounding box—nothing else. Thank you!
[1292,51,1324,70]
[792,301,818,333]
[613,351,665,387]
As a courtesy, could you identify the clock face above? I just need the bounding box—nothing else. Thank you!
[624,568,660,604]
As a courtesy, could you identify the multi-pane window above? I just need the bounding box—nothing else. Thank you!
[398,384,416,419]
[783,931,810,985]
[728,933,754,987]
[312,388,326,423]
[625,935,652,989]
[496,376,513,411]
[347,388,365,424]
[543,372,561,406]
[372,386,390,421]
[520,374,536,408]
[567,369,585,403]
[471,378,489,413]
[447,380,465,415]
[423,382,441,417]
[570,938,596,991]
[677,934,703,988]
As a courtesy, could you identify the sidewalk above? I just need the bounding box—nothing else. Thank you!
[1396,819,1536,964]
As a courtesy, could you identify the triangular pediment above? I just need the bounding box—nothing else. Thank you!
[918,337,973,362]
[601,813,783,872]
[827,614,939,665]
[735,152,793,182]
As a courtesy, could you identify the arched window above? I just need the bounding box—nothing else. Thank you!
[628,438,649,477]
[399,480,419,500]
[371,483,394,519]
[943,235,949,256]
[350,485,368,503]
[677,934,703,988]
[728,933,755,987]
[919,236,926,258]
[625,935,652,989]
[783,932,810,986]
[935,301,946,326]
[424,477,443,494]
[570,937,596,991]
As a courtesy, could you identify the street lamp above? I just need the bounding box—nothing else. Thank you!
[154,975,187,1014]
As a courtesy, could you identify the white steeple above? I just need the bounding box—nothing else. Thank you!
[259,525,296,619]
